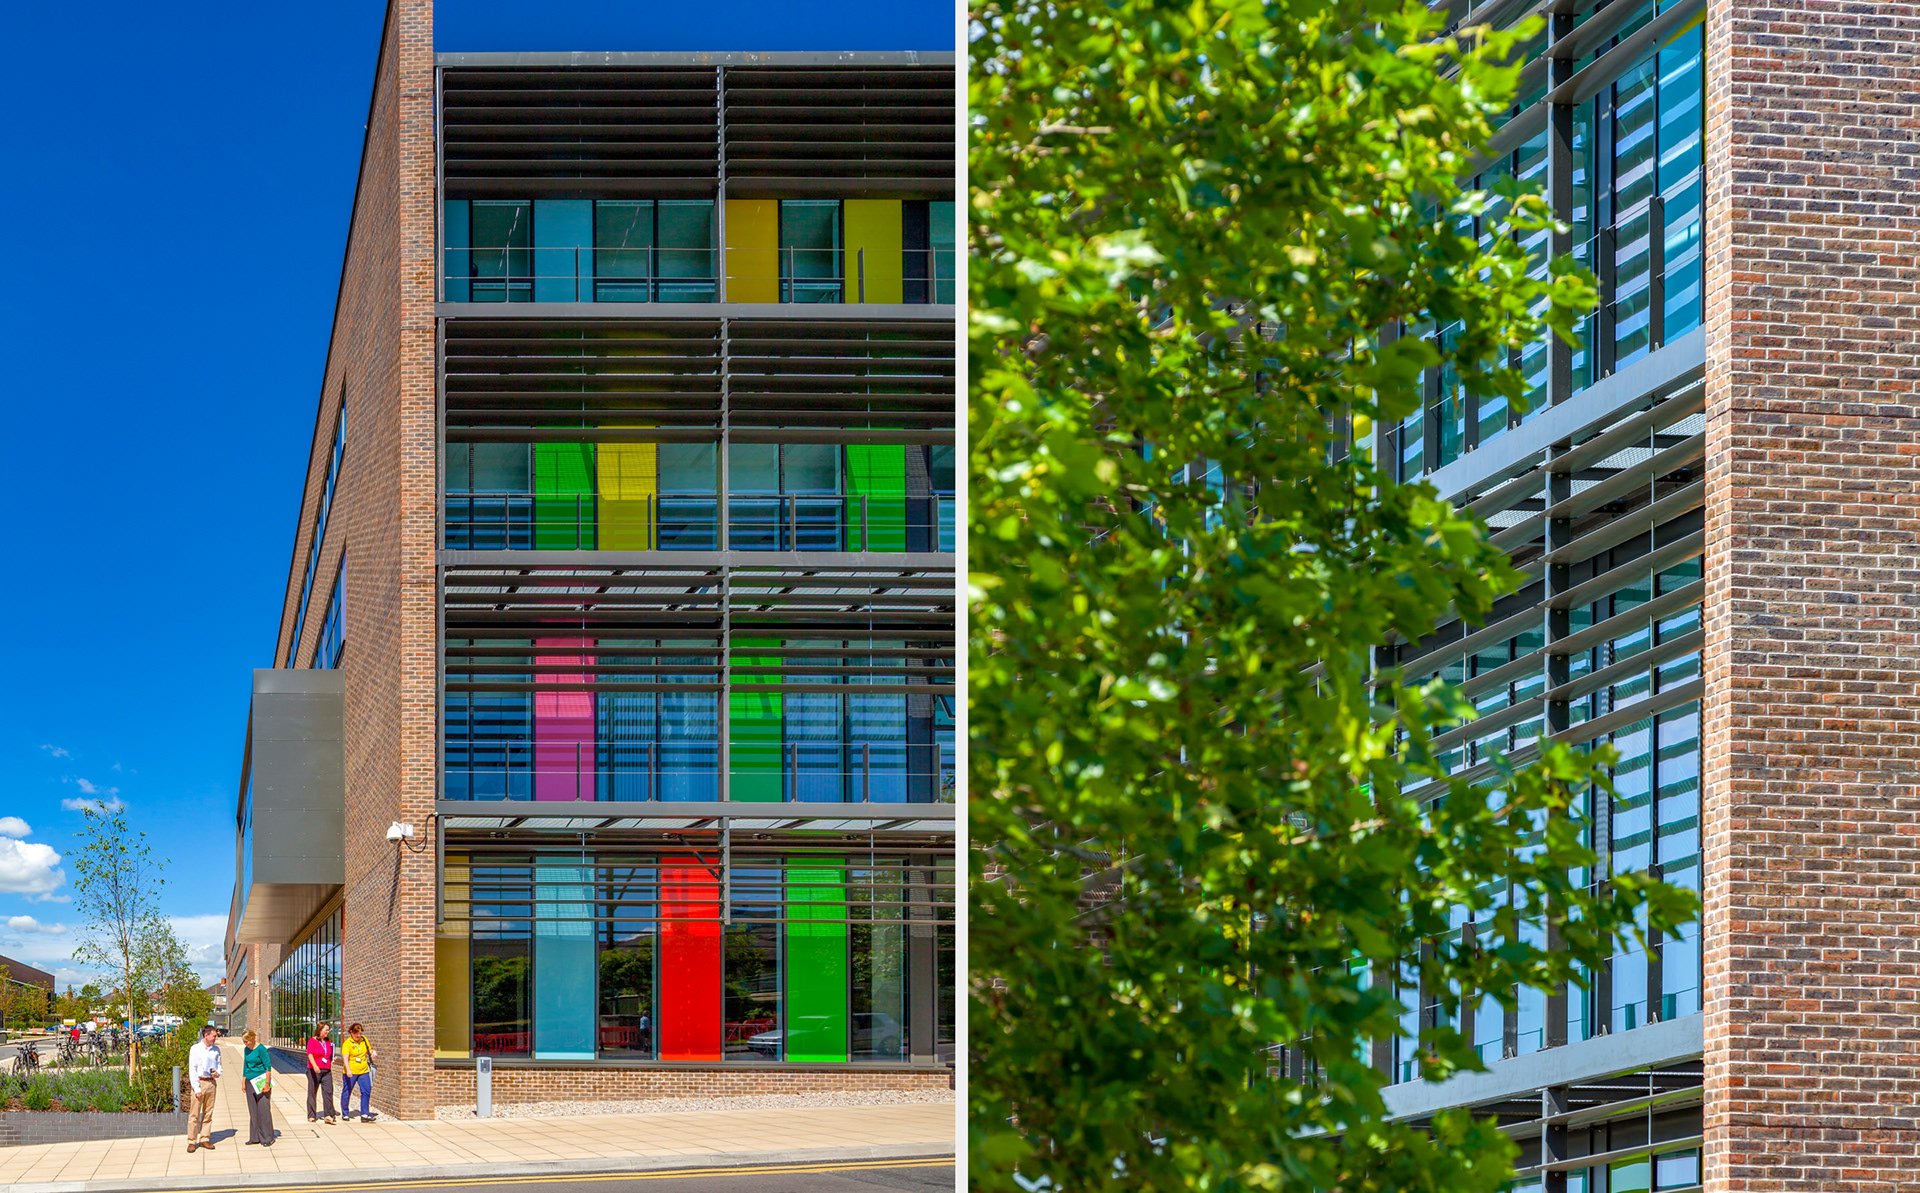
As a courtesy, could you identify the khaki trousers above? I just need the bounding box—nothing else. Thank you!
[187,1078,217,1143]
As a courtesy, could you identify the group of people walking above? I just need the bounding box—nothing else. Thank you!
[182,1021,380,1152]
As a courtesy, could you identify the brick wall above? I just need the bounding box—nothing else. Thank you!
[308,0,438,1121]
[434,1066,954,1106]
[1702,2,1920,1189]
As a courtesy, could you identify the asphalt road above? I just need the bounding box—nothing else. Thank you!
[177,1157,954,1193]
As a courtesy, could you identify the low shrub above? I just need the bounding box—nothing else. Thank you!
[21,1078,53,1112]
[128,1024,196,1113]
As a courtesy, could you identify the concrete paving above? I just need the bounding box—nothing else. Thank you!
[0,1039,957,1191]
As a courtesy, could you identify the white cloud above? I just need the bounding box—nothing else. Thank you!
[62,796,127,814]
[40,744,70,758]
[74,778,119,797]
[0,817,29,838]
[6,916,65,934]
[0,837,64,897]
[171,915,230,982]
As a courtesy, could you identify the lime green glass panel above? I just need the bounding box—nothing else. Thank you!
[785,865,848,1061]
[846,446,906,551]
[535,443,596,549]
[731,637,782,801]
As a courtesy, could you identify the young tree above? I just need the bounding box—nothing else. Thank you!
[68,805,168,1073]
[0,965,17,1030]
[969,1,1696,1189]
[16,982,48,1029]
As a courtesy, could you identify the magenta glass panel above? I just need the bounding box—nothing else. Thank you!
[536,637,595,801]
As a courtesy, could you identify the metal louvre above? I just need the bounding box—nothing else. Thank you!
[728,319,955,437]
[443,564,955,696]
[723,66,956,198]
[441,68,720,198]
[443,317,954,444]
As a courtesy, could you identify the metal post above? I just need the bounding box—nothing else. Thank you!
[476,1055,492,1118]
[720,818,732,925]
[172,1065,181,1113]
[715,66,728,303]
[858,247,866,304]
[1648,194,1667,351]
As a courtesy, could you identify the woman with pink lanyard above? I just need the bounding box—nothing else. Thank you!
[305,1021,339,1123]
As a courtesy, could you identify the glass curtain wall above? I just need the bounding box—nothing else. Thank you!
[267,907,342,1049]
[442,850,952,1065]
[1387,17,1704,484]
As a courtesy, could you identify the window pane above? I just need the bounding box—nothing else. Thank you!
[595,200,654,301]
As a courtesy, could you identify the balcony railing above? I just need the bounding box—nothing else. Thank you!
[445,741,957,804]
[445,492,955,553]
[442,247,956,304]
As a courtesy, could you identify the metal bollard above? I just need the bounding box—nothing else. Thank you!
[476,1055,492,1119]
[172,1066,181,1113]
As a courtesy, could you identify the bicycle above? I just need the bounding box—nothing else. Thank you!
[14,1042,39,1074]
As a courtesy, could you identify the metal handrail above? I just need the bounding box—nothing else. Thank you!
[442,246,956,304]
[446,491,955,553]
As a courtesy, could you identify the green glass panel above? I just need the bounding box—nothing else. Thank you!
[846,446,906,551]
[535,443,596,550]
[730,637,782,802]
[785,865,848,1062]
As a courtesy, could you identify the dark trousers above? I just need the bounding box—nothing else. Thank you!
[306,1069,336,1119]
[245,1081,274,1144]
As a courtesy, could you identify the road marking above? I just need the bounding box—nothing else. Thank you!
[186,1157,954,1191]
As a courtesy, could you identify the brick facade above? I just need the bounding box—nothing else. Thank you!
[434,1066,953,1107]
[1703,1,1920,1187]
[282,0,438,1121]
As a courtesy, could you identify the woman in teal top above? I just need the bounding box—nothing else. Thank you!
[241,1030,275,1146]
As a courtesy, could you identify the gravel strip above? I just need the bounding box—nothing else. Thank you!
[436,1088,956,1120]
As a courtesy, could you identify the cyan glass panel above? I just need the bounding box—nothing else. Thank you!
[471,443,530,492]
[658,443,717,550]
[780,200,843,303]
[595,200,654,302]
[470,200,532,303]
[930,202,955,303]
[657,201,716,301]
[784,444,839,493]
[535,200,594,303]
[444,200,470,302]
[534,863,596,1058]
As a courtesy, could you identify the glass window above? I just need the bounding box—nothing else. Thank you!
[725,868,783,1057]
[780,200,844,303]
[597,862,656,1058]
[657,201,716,302]
[469,200,533,304]
[594,201,654,302]
[472,859,532,1056]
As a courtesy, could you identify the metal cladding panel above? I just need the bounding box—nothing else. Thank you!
[239,669,345,944]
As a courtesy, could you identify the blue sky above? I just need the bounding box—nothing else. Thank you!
[0,0,953,993]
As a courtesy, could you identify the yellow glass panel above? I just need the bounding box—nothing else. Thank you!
[726,199,779,302]
[598,441,658,549]
[434,935,472,1058]
[844,200,904,304]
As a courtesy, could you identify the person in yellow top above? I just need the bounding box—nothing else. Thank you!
[340,1023,378,1122]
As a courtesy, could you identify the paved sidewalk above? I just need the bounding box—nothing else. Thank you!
[0,1039,956,1190]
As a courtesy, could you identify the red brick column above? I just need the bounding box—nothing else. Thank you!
[1703,2,1920,1188]
[336,0,438,1122]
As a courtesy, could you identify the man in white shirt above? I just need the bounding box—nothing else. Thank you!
[186,1025,222,1152]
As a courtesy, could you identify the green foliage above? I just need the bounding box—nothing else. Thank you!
[968,0,1699,1190]
[128,1023,197,1113]
[68,805,170,1073]
[21,1077,53,1112]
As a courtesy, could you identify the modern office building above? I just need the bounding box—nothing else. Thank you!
[226,0,955,1119]
[1310,0,1920,1188]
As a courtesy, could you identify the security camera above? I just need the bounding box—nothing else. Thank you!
[386,821,416,842]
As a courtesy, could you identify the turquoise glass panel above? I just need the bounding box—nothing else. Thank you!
[535,199,593,303]
[534,863,595,1058]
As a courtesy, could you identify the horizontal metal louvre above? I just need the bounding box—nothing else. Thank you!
[443,317,955,443]
[442,68,720,197]
[723,66,955,197]
[446,319,723,439]
[728,320,955,437]
[443,565,955,695]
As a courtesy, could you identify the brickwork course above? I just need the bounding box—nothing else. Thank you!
[1703,0,1920,1188]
